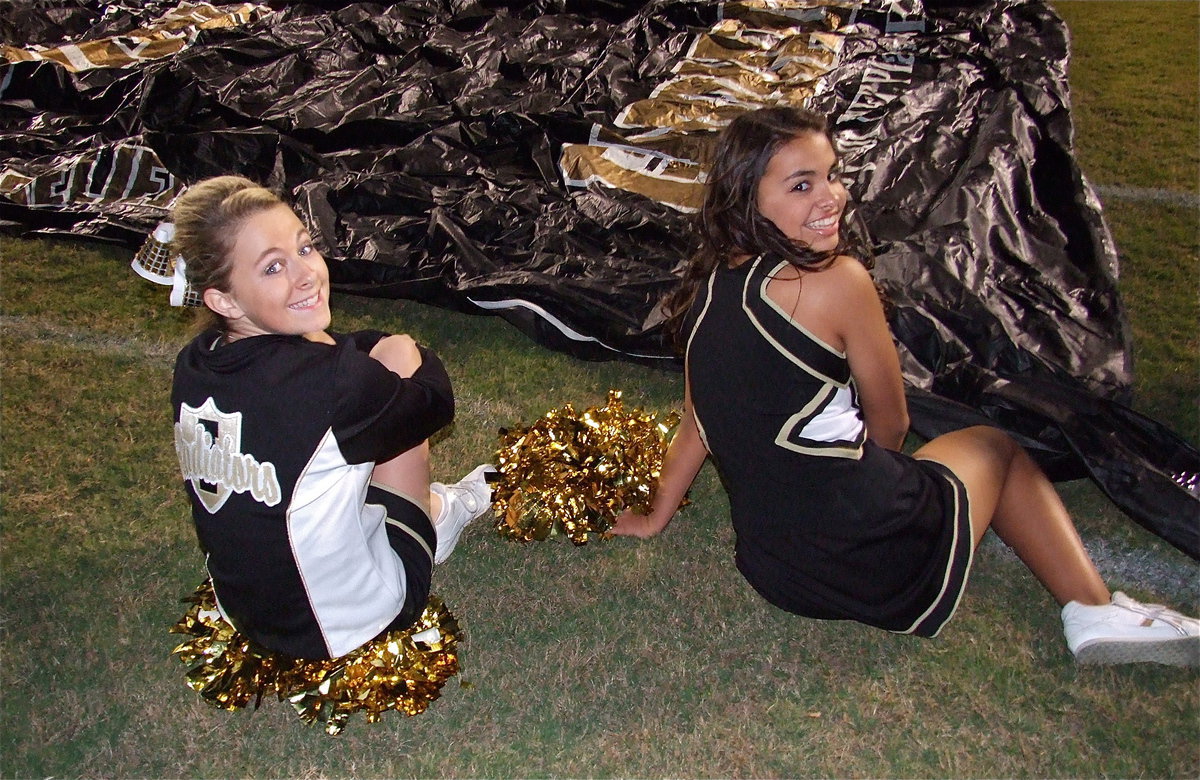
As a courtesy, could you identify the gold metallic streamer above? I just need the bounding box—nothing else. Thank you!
[170,581,461,735]
[492,390,681,545]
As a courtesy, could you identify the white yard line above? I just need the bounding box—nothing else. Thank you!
[0,315,180,362]
[1094,184,1199,209]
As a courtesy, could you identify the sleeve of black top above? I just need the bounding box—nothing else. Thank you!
[332,341,455,464]
[345,329,389,355]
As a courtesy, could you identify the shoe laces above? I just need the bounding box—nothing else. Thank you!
[445,483,481,513]
[1115,595,1191,633]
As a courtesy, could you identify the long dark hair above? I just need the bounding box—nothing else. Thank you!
[662,106,873,347]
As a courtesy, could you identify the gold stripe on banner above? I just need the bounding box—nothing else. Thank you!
[2,2,271,72]
[0,171,34,198]
[559,1,850,212]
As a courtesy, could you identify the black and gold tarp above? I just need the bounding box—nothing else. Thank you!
[2,0,1196,557]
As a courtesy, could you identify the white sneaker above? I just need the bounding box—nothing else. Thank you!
[429,464,495,564]
[1062,592,1200,667]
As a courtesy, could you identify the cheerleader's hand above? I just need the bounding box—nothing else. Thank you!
[610,509,661,539]
[369,334,422,378]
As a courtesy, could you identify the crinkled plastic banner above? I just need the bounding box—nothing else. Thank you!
[1,0,1196,557]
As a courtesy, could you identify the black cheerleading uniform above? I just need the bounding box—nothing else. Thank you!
[685,257,974,637]
[171,328,453,659]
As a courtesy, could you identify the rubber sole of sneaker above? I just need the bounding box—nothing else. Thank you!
[1075,637,1200,667]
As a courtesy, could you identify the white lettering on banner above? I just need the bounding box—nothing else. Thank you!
[837,53,916,177]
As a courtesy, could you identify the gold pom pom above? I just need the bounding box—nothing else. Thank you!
[170,581,461,735]
[491,390,680,544]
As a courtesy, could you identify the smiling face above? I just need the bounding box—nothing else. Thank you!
[203,203,331,341]
[754,131,847,253]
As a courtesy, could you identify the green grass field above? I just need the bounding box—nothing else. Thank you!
[2,1,1197,777]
